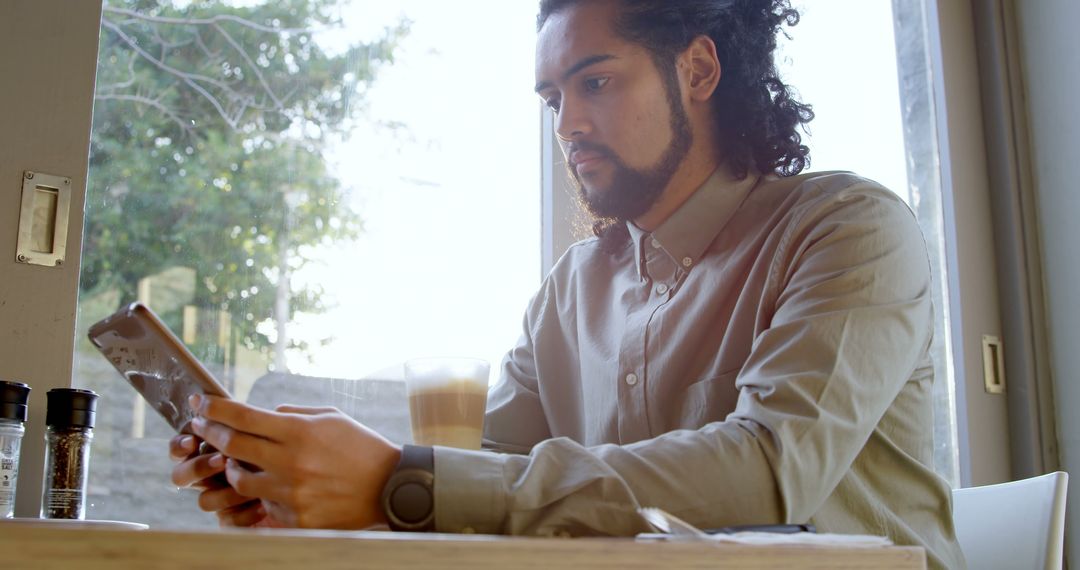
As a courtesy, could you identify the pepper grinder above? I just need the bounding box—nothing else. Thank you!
[40,388,98,519]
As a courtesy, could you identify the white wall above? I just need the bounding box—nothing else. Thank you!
[1013,0,1080,563]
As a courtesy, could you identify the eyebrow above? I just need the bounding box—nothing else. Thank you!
[534,54,619,93]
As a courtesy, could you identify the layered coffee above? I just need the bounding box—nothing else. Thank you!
[407,379,487,449]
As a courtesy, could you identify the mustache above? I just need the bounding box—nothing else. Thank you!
[565,140,614,159]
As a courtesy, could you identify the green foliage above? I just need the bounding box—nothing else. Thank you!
[82,0,407,362]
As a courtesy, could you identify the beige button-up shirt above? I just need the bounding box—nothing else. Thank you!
[432,168,965,569]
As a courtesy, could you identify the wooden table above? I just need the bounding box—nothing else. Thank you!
[0,525,926,569]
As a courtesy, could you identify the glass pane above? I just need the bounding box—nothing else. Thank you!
[779,0,959,485]
[75,0,539,527]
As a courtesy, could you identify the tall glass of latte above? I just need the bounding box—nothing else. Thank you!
[404,358,489,450]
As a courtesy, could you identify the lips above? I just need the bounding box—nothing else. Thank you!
[569,150,609,172]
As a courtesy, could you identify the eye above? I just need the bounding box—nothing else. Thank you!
[544,97,561,114]
[584,77,610,92]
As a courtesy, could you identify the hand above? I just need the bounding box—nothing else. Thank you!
[168,433,276,527]
[189,394,402,530]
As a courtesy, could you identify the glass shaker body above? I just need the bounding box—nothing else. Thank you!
[0,380,30,518]
[0,419,26,518]
[40,425,94,519]
[40,388,97,520]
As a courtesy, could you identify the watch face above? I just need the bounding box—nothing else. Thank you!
[391,479,433,524]
[383,467,435,532]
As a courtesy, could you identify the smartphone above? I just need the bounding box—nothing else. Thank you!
[88,302,232,435]
[704,523,816,535]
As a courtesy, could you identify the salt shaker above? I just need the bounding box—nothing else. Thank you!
[40,388,97,519]
[0,380,30,518]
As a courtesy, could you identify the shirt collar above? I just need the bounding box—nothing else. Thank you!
[627,165,760,281]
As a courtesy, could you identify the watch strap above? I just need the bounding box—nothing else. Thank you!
[401,443,434,472]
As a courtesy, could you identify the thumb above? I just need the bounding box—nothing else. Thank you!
[274,404,339,415]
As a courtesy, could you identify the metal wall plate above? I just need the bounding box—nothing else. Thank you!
[982,334,1007,394]
[16,170,71,267]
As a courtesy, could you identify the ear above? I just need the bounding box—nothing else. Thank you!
[679,35,721,103]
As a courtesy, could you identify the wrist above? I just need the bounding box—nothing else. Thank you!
[372,444,402,527]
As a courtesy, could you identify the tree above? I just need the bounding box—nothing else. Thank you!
[81,0,408,377]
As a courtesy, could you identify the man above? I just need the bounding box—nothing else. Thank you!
[171,0,965,567]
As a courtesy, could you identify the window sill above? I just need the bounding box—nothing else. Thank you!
[0,524,925,569]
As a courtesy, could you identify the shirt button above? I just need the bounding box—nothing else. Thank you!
[682,257,693,268]
[625,373,638,386]
[656,283,669,295]
[650,238,660,249]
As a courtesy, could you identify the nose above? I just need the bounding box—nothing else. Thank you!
[554,95,591,142]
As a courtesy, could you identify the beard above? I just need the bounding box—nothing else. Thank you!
[569,90,693,222]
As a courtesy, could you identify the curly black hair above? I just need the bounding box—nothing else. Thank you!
[538,0,814,181]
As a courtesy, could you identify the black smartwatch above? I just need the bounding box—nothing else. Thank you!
[381,444,435,532]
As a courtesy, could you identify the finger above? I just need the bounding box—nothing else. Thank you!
[252,504,289,528]
[171,451,226,488]
[192,395,294,442]
[225,458,290,505]
[198,484,257,513]
[218,500,266,528]
[261,500,296,528]
[275,404,338,415]
[191,416,283,470]
[169,434,200,462]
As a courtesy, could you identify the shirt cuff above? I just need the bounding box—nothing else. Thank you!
[432,445,508,534]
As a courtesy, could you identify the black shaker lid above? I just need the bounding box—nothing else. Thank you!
[45,388,98,429]
[0,381,30,422]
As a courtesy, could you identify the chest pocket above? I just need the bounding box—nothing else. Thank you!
[669,369,741,431]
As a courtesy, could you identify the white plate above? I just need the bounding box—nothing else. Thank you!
[0,517,148,530]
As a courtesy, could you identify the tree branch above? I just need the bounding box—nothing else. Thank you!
[102,5,323,35]
[189,26,213,61]
[101,7,297,131]
[101,18,240,130]
[212,22,284,110]
[98,53,139,92]
[94,93,194,137]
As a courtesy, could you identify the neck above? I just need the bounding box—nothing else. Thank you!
[632,145,720,232]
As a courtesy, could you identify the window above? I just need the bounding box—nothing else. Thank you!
[72,0,958,529]
[75,0,540,527]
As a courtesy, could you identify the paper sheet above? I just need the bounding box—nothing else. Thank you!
[636,531,892,547]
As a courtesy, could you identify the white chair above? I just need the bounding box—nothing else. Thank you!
[952,471,1068,570]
